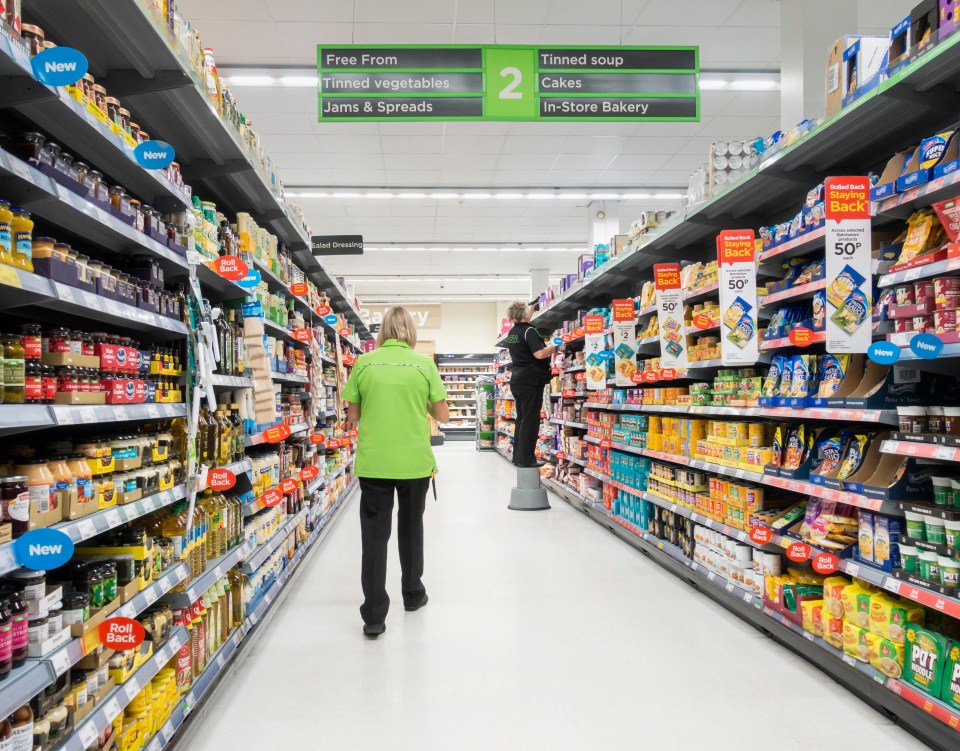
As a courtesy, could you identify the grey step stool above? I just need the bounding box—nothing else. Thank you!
[509,466,550,511]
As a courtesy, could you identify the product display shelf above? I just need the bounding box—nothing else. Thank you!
[0,264,187,340]
[760,279,827,307]
[549,419,589,430]
[24,0,310,251]
[209,374,252,389]
[169,539,256,609]
[270,370,308,385]
[289,246,370,338]
[683,282,719,305]
[0,483,187,577]
[878,256,960,288]
[564,365,586,374]
[241,506,309,574]
[145,480,357,751]
[0,149,189,277]
[534,34,960,329]
[215,458,253,479]
[261,318,304,346]
[758,226,826,265]
[584,468,611,483]
[551,392,588,399]
[880,440,960,463]
[322,379,337,389]
[0,35,190,214]
[582,401,898,425]
[547,451,587,468]
[243,421,309,448]
[0,402,187,437]
[60,626,190,751]
[306,464,345,496]
[0,562,187,719]
[550,486,960,751]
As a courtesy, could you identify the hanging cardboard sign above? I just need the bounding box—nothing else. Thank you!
[584,314,606,390]
[717,230,759,366]
[654,264,688,369]
[825,177,872,353]
[611,299,637,387]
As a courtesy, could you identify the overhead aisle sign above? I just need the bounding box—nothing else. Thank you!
[317,45,699,122]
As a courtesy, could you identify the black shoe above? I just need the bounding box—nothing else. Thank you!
[363,622,386,638]
[519,461,544,468]
[404,594,429,612]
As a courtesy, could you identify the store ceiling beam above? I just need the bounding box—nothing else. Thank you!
[186,159,251,180]
[99,69,194,97]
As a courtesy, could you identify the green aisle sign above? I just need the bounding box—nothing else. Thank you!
[317,45,699,122]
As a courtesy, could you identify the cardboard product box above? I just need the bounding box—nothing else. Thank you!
[888,15,914,71]
[54,392,106,406]
[103,379,147,405]
[826,35,861,117]
[912,0,941,55]
[871,150,914,200]
[942,641,960,710]
[71,595,124,654]
[941,0,960,40]
[27,502,63,532]
[41,352,100,369]
[903,623,950,696]
[0,524,10,546]
[27,585,63,617]
[842,36,889,106]
[28,626,72,658]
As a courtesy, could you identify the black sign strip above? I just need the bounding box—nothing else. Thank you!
[320,96,484,118]
[319,47,483,70]
[538,48,697,71]
[538,96,698,119]
[321,72,484,94]
[538,72,697,95]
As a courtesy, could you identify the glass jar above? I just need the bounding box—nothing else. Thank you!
[10,208,32,273]
[0,599,11,682]
[61,592,88,626]
[79,73,95,99]
[87,170,108,203]
[12,458,52,519]
[43,327,69,355]
[23,363,41,404]
[129,122,141,142]
[81,332,94,357]
[53,151,76,181]
[75,254,91,287]
[41,366,56,404]
[20,25,44,57]
[20,324,40,362]
[0,478,27,537]
[2,334,25,404]
[129,199,144,232]
[7,592,28,668]
[56,367,79,394]
[118,107,132,135]
[27,615,48,647]
[104,97,122,128]
[74,161,90,187]
[0,199,13,267]
[91,85,107,111]
[16,133,44,166]
[38,140,60,168]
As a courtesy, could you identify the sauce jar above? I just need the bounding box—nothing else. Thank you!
[4,570,46,604]
[91,85,107,111]
[0,477,28,537]
[27,615,48,647]
[87,170,108,203]
[20,25,44,57]
[104,97,122,128]
[53,151,76,182]
[16,133,44,167]
[61,592,88,626]
[7,592,27,667]
[19,324,40,362]
[41,366,56,403]
[12,459,53,517]
[23,363,41,404]
[2,334,25,404]
[39,140,59,169]
[10,208,33,273]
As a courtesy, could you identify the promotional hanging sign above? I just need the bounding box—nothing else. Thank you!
[261,487,284,508]
[14,529,74,570]
[318,45,699,123]
[31,46,88,87]
[583,314,606,390]
[289,282,308,297]
[212,255,249,282]
[824,177,872,353]
[133,141,176,170]
[316,305,332,316]
[611,299,638,387]
[237,269,261,289]
[99,618,145,650]
[207,468,237,491]
[292,329,312,342]
[717,230,759,366]
[654,263,688,370]
[261,424,291,443]
[300,465,320,483]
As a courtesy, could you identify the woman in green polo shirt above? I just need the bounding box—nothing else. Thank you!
[342,306,449,638]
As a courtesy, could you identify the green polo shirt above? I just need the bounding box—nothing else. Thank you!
[342,340,447,479]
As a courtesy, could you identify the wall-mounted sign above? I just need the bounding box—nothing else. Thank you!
[317,45,699,122]
[311,235,364,255]
[360,304,441,329]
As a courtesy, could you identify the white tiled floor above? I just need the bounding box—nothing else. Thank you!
[185,443,928,750]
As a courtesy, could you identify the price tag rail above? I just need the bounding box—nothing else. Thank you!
[582,402,897,426]
[270,371,309,385]
[241,507,309,574]
[210,374,253,389]
[244,422,309,448]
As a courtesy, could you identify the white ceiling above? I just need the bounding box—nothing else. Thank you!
[179,0,914,302]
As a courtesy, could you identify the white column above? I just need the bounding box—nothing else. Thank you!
[530,268,550,301]
[587,201,621,249]
[780,0,858,128]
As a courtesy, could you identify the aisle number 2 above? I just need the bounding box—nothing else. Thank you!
[484,48,536,119]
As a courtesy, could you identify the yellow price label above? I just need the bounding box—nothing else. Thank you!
[0,266,22,289]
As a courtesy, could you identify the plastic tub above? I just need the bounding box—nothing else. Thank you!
[897,406,927,434]
[952,479,960,510]
[939,556,960,587]
[919,549,940,581]
[946,407,960,436]
[926,516,948,545]
[946,518,960,551]
[904,510,927,541]
[933,476,954,506]
[900,543,920,573]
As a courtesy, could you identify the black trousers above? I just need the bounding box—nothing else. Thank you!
[511,381,545,466]
[359,476,430,625]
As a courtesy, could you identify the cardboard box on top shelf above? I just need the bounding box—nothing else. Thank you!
[826,35,860,118]
[872,149,915,200]
[911,0,941,57]
[888,15,914,72]
[841,36,889,107]
[941,0,960,40]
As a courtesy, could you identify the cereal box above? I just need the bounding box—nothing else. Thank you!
[903,624,950,697]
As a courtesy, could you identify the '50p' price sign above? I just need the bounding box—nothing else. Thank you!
[717,229,759,366]
[654,264,688,369]
[825,177,872,354]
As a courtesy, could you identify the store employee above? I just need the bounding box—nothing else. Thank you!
[504,300,557,468]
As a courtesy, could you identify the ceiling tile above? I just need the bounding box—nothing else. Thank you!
[356,0,456,24]
[546,0,624,25]
[385,153,443,170]
[380,136,440,154]
[177,0,270,21]
[440,135,504,153]
[495,153,555,170]
[636,0,742,26]
[561,136,629,155]
[606,154,671,171]
[622,136,692,154]
[552,153,615,170]
[441,154,497,170]
[538,24,622,44]
[492,0,554,24]
[501,136,568,154]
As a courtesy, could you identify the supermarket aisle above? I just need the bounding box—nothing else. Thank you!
[185,444,925,751]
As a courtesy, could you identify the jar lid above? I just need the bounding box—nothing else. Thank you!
[21,24,44,35]
[33,237,55,243]
[2,475,28,482]
[6,568,45,580]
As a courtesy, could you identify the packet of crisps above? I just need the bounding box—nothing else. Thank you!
[827,264,867,308]
[830,289,870,334]
[723,296,753,329]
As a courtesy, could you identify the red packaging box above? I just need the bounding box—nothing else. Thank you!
[96,344,139,374]
[103,380,147,404]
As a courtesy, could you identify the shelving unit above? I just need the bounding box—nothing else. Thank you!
[437,354,495,440]
[0,3,365,744]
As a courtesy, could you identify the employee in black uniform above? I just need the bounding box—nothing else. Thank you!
[504,300,557,468]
